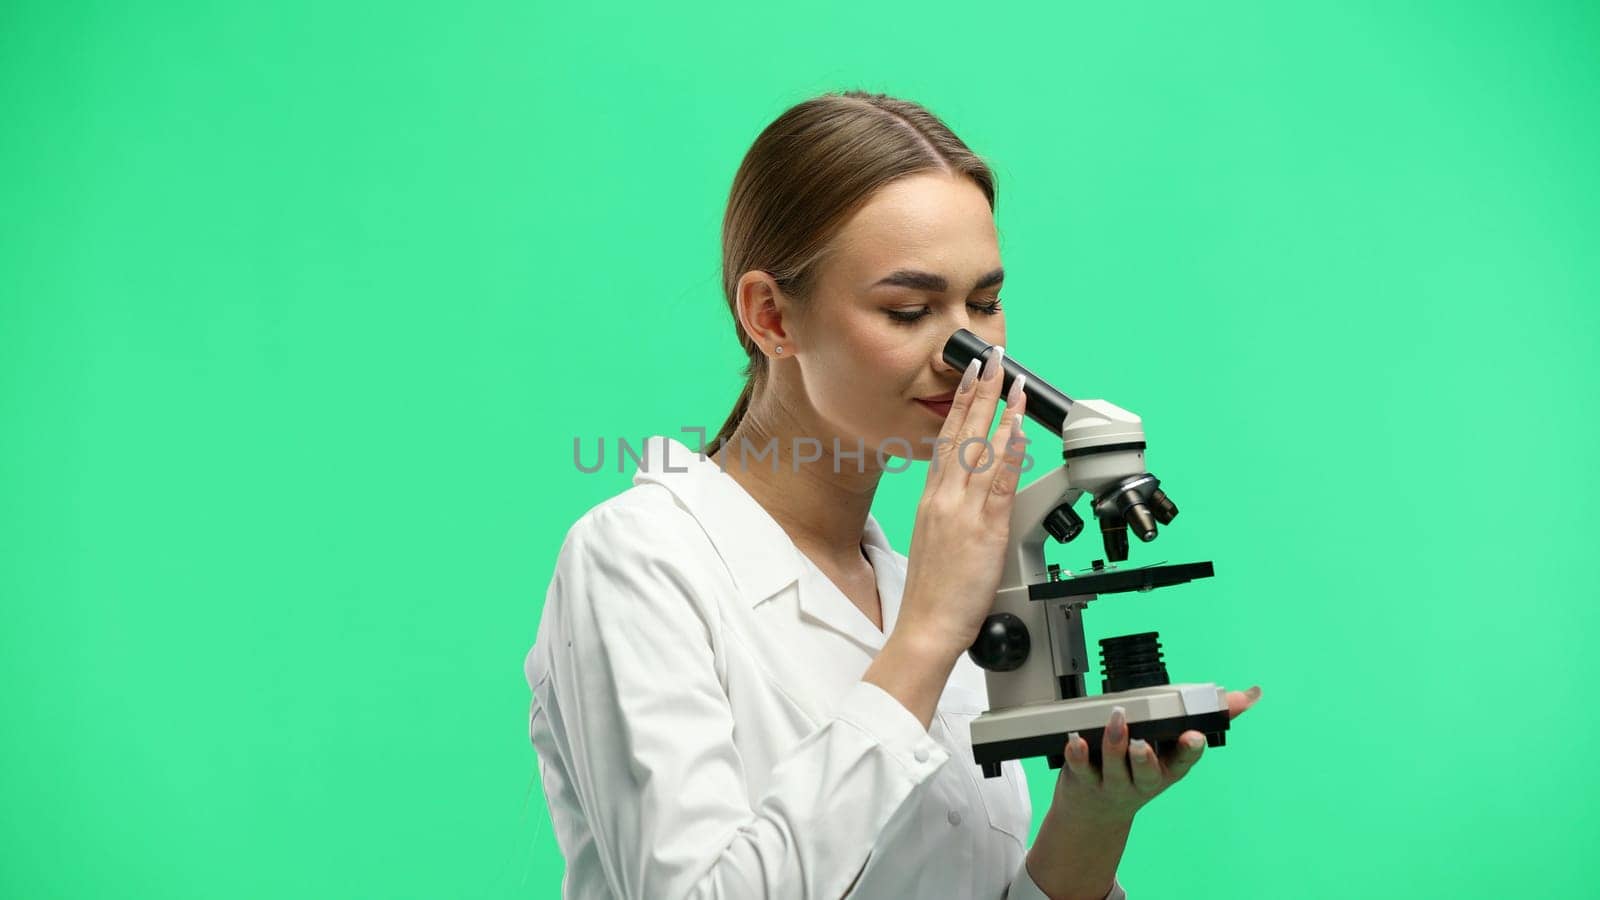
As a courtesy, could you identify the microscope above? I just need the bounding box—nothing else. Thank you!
[941,329,1231,778]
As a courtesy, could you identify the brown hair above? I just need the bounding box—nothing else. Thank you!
[703,90,998,458]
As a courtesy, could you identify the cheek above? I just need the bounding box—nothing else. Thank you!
[814,316,913,373]
[856,330,912,361]
[845,330,923,391]
[802,313,928,417]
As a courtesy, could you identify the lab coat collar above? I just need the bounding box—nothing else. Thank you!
[631,435,901,649]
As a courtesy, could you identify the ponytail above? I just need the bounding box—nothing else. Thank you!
[703,378,754,459]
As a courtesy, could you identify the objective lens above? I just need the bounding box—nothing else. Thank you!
[1150,488,1178,524]
[1125,503,1158,542]
[1100,515,1129,562]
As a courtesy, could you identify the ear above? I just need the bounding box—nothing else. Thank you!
[733,270,794,359]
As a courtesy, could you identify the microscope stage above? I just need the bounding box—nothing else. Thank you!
[1029,560,1215,603]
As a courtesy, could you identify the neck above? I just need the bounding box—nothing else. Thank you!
[709,408,884,570]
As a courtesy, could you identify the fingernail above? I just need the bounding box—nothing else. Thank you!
[1110,706,1126,741]
[981,345,1006,381]
[1007,373,1027,406]
[1129,738,1149,759]
[1185,734,1206,751]
[1247,685,1262,700]
[1067,731,1082,756]
[957,358,980,394]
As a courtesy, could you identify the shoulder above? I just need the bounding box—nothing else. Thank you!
[544,484,735,652]
[553,483,724,586]
[563,483,713,554]
[533,485,728,688]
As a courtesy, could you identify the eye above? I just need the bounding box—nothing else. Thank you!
[884,300,1003,325]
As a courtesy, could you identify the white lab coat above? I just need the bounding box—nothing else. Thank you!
[525,434,1127,899]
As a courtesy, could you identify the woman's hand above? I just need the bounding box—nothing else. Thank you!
[1050,684,1263,826]
[898,346,1031,658]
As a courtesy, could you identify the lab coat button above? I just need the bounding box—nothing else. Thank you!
[947,809,961,826]
[914,747,930,763]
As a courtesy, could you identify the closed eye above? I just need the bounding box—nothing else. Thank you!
[886,300,1003,324]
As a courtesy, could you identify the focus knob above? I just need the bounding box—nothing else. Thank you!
[1043,503,1084,544]
[967,613,1031,672]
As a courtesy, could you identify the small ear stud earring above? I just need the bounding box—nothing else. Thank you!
[775,345,783,355]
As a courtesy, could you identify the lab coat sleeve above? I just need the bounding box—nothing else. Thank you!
[1006,854,1127,900]
[533,503,951,900]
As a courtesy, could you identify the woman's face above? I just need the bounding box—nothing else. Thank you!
[788,171,1006,462]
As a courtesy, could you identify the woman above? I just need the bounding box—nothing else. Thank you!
[525,90,1261,899]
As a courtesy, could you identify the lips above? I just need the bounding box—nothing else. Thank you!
[915,389,957,418]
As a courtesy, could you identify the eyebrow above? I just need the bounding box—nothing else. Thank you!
[872,267,1005,293]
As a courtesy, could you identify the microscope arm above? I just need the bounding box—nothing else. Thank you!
[1001,466,1081,590]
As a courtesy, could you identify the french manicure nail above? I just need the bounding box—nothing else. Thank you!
[1185,734,1206,751]
[1007,373,1027,406]
[1129,739,1149,759]
[1110,705,1126,741]
[957,358,980,393]
[984,345,1006,380]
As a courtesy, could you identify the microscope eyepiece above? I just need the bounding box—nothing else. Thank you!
[941,328,1075,437]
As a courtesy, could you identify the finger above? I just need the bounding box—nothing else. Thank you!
[927,358,981,495]
[1164,730,1207,781]
[1100,705,1132,788]
[1224,685,1262,720]
[1128,739,1162,793]
[956,345,1006,473]
[941,345,1006,494]
[980,375,1029,515]
[1062,730,1098,785]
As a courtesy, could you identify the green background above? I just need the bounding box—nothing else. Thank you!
[4,1,1596,897]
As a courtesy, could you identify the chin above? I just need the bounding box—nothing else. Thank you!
[868,424,937,464]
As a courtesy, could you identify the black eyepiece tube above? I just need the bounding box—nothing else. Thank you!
[941,328,1076,436]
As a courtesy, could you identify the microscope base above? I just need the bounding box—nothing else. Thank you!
[970,683,1232,778]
